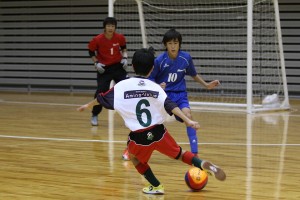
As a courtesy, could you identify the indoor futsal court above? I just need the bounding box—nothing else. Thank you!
[1,0,300,199]
[0,92,299,200]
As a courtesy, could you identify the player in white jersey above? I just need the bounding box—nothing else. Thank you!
[77,47,226,195]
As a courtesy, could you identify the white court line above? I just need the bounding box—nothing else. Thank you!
[0,100,81,107]
[1,99,300,146]
[2,100,300,116]
[0,134,126,143]
[0,134,299,146]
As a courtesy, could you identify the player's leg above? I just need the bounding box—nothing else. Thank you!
[181,107,198,156]
[122,139,130,161]
[156,129,226,181]
[169,91,199,155]
[131,156,164,194]
[112,63,128,83]
[91,72,112,126]
[91,89,102,126]
[128,141,164,194]
[180,150,226,181]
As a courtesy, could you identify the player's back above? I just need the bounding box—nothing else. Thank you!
[113,77,169,131]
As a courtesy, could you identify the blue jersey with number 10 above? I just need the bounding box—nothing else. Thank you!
[149,50,197,92]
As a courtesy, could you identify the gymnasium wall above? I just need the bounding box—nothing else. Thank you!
[0,0,108,93]
[0,0,299,97]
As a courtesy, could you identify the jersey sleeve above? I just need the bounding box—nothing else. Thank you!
[164,97,178,115]
[148,58,160,82]
[88,36,97,52]
[96,87,115,110]
[185,54,197,77]
[119,34,126,49]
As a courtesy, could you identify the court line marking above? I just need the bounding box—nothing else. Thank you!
[0,100,81,107]
[2,100,300,117]
[0,134,299,146]
[1,99,300,146]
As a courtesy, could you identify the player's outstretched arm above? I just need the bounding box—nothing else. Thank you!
[192,75,220,89]
[206,80,221,89]
[171,107,200,130]
[77,99,99,112]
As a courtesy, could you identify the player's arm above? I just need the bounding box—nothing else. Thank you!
[89,49,105,73]
[89,53,98,63]
[77,88,115,112]
[88,38,98,63]
[148,59,160,82]
[88,47,98,63]
[120,34,127,54]
[186,54,220,89]
[120,34,128,68]
[120,45,128,58]
[88,38,105,73]
[164,97,200,130]
[77,98,99,112]
[192,75,220,90]
[120,45,128,69]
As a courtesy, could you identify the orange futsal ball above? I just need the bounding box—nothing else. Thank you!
[185,167,208,191]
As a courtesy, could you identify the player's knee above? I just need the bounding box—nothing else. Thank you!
[185,112,192,119]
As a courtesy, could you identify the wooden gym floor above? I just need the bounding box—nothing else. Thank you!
[0,92,299,200]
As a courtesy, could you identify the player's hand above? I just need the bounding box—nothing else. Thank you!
[206,80,220,89]
[121,57,128,70]
[160,82,166,90]
[94,61,105,74]
[186,120,200,130]
[77,104,89,112]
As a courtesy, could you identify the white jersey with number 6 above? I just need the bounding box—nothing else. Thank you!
[113,77,169,131]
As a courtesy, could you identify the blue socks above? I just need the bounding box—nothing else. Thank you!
[186,127,198,154]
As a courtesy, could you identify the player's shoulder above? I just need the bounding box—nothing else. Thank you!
[116,77,166,97]
[113,32,125,39]
[92,33,105,41]
[117,77,144,84]
[155,51,168,61]
[178,50,191,58]
[123,77,159,87]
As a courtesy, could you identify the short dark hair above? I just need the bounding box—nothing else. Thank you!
[162,28,182,47]
[103,17,117,28]
[132,47,155,76]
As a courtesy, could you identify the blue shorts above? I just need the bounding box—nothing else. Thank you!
[166,91,190,122]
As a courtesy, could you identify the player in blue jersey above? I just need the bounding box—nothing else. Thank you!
[148,28,220,156]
